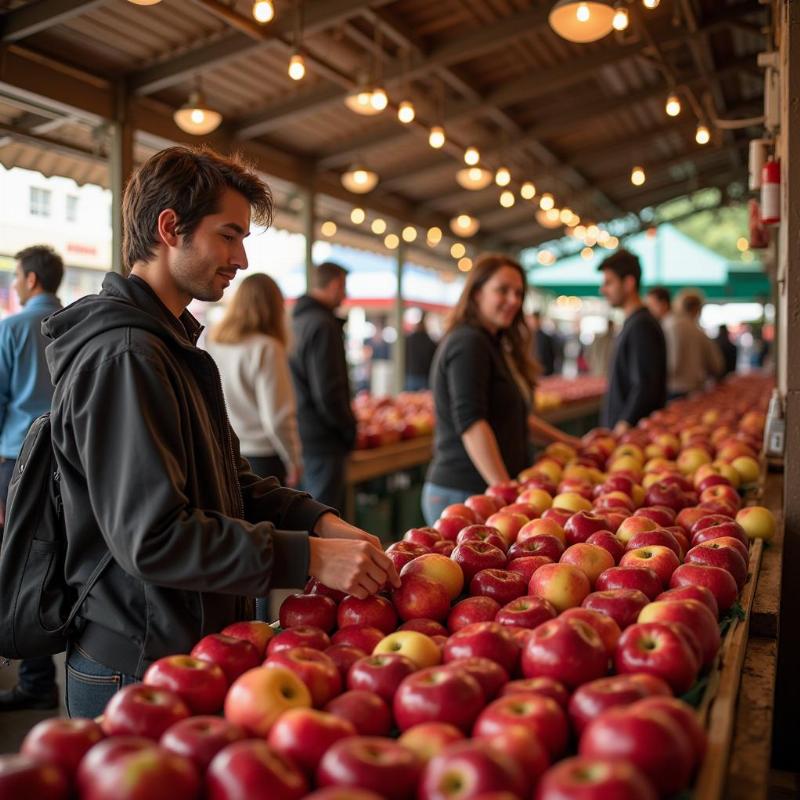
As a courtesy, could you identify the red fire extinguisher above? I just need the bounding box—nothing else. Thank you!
[761,157,780,225]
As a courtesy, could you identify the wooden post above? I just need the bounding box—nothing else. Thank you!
[394,242,406,394]
[110,81,133,274]
[301,187,315,291]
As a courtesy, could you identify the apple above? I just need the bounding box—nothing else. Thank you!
[703,534,749,563]
[224,666,311,736]
[191,634,261,683]
[466,494,503,521]
[736,505,777,541]
[21,717,104,781]
[265,646,342,708]
[347,651,416,705]
[700,484,741,510]
[398,722,464,764]
[386,541,430,569]
[602,510,628,534]
[305,577,347,603]
[279,593,337,632]
[451,540,507,583]
[593,492,635,513]
[537,756,658,800]
[690,513,735,536]
[625,531,682,562]
[597,474,636,497]
[633,696,707,769]
[696,473,734,493]
[143,655,228,714]
[160,716,246,774]
[560,543,615,586]
[506,555,553,582]
[533,458,563,485]
[101,684,190,740]
[528,562,591,612]
[585,531,625,564]
[541,507,574,529]
[579,705,693,797]
[470,568,528,605]
[443,621,520,674]
[475,725,550,793]
[495,594,557,629]
[677,447,713,476]
[402,553,465,599]
[614,622,699,694]
[325,644,366,681]
[456,525,508,553]
[267,626,331,655]
[337,594,398,634]
[564,511,611,546]
[448,596,502,632]
[669,563,738,612]
[220,620,275,658]
[442,503,478,523]
[731,455,760,484]
[634,506,676,527]
[656,584,719,619]
[329,624,381,652]
[445,656,509,700]
[521,616,608,689]
[509,532,564,561]
[644,480,690,512]
[267,708,356,778]
[324,690,392,736]
[619,546,680,586]
[0,754,69,800]
[398,618,447,636]
[596,566,662,600]
[393,666,484,733]
[435,515,473,542]
[559,481,595,502]
[582,589,650,630]
[373,630,441,669]
[685,541,748,589]
[473,692,570,759]
[501,677,569,708]
[552,492,593,513]
[516,488,554,516]
[638,599,720,668]
[487,481,520,505]
[76,738,157,797]
[500,502,540,519]
[485,512,529,546]
[432,540,455,557]
[391,572,451,622]
[206,740,307,800]
[568,673,672,734]
[560,607,621,654]
[616,516,658,545]
[691,521,748,549]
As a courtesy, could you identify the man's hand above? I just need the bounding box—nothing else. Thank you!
[308,538,399,599]
[314,512,382,552]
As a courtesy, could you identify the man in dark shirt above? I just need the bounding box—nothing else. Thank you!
[598,250,667,431]
[528,311,556,376]
[716,324,738,376]
[405,311,437,390]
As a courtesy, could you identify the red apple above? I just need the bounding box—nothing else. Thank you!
[470,568,527,605]
[495,594,557,629]
[432,540,455,557]
[528,562,591,612]
[616,516,658,545]
[443,621,519,674]
[485,512,529,546]
[324,690,392,736]
[602,510,628,534]
[404,527,443,548]
[442,503,478,523]
[637,599,721,668]
[506,555,553,582]
[508,533,564,562]
[392,572,451,622]
[487,481,520,505]
[685,541,748,589]
[595,566,662,600]
[644,480,690,511]
[305,577,347,603]
[560,607,621,654]
[475,724,550,793]
[448,596,502,632]
[451,540,507,583]
[21,717,104,781]
[656,584,719,619]
[501,676,570,708]
[337,594,398,634]
[435,515,473,542]
[398,618,448,636]
[634,506,676,527]
[330,624,381,652]
[0,754,69,800]
[466,494,503,521]
[206,740,307,800]
[669,563,738,612]
[676,506,714,532]
[386,541,429,572]
[560,543,615,586]
[541,507,574,529]
[444,656,509,700]
[76,738,157,798]
[267,626,331,656]
[101,684,190,740]
[691,521,749,549]
[398,722,464,765]
[625,530,682,560]
[633,696,707,769]
[619,546,680,586]
[191,634,261,683]
[700,484,741,510]
[347,653,416,705]
[279,593,337,632]
[586,531,625,564]
[143,655,228,715]
[220,620,275,658]
[457,524,508,553]
[689,513,735,536]
[265,646,342,708]
[582,589,650,630]
[325,644,366,681]
[565,511,611,546]
[160,716,246,773]
[537,756,657,800]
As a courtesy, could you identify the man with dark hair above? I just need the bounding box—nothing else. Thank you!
[0,245,63,711]
[405,311,437,390]
[598,249,666,430]
[40,147,396,719]
[290,262,357,510]
[645,286,672,322]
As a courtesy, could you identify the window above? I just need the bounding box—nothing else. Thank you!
[66,195,79,222]
[29,187,51,218]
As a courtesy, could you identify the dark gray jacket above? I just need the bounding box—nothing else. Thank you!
[43,273,329,677]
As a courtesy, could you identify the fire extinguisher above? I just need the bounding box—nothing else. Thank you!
[761,157,780,225]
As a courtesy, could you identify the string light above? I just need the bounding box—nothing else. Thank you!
[520,181,536,199]
[695,124,711,145]
[495,166,511,186]
[631,165,646,186]
[370,87,388,111]
[500,190,516,208]
[665,93,681,117]
[384,233,399,250]
[450,242,466,259]
[581,246,594,260]
[252,0,274,23]
[397,100,415,123]
[402,226,418,243]
[612,6,629,30]
[643,0,660,8]
[539,192,555,210]
[429,126,446,149]
[458,257,472,272]
[320,221,337,237]
[427,226,443,245]
[371,218,387,235]
[288,52,306,81]
[350,207,365,224]
[464,146,480,166]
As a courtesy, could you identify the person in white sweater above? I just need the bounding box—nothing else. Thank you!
[207,273,302,486]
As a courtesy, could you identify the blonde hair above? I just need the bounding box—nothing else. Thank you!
[209,272,287,345]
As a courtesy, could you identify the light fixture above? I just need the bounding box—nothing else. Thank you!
[345,84,380,116]
[581,246,594,260]
[665,93,681,117]
[288,52,306,81]
[500,190,516,208]
[574,224,587,238]
[456,166,493,191]
[252,0,274,23]
[429,126,446,149]
[127,0,162,4]
[384,233,399,250]
[173,87,222,135]
[549,0,615,44]
[464,146,480,166]
[427,226,443,245]
[695,123,711,145]
[495,166,511,186]
[520,181,536,199]
[537,250,556,265]
[458,257,473,272]
[536,208,562,229]
[320,220,337,237]
[451,242,466,259]
[604,235,619,248]
[560,207,574,224]
[370,87,388,111]
[371,218,387,235]
[586,224,600,238]
[402,226,418,243]
[643,0,660,8]
[398,100,415,123]
[631,165,646,186]
[612,5,628,30]
[567,213,580,227]
[341,165,379,194]
[350,207,366,224]
[539,192,555,210]
[450,214,480,237]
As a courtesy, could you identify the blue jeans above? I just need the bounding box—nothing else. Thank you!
[66,645,139,720]
[421,482,472,526]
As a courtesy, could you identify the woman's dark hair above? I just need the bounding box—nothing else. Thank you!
[122,146,273,272]
[447,253,540,389]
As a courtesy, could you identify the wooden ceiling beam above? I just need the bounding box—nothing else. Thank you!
[0,0,106,42]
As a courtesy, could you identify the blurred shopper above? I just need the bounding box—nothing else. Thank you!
[716,324,738,376]
[0,245,63,712]
[207,273,301,487]
[290,262,357,511]
[41,148,396,719]
[587,319,616,377]
[422,254,580,524]
[598,250,667,431]
[645,285,673,326]
[528,311,557,376]
[405,311,437,390]
[665,291,724,399]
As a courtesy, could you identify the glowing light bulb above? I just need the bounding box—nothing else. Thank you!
[427,226,442,245]
[398,100,415,123]
[500,190,515,208]
[252,0,274,23]
[495,167,511,186]
[429,126,446,149]
[631,166,646,186]
[643,0,660,8]
[370,87,388,111]
[350,207,365,224]
[576,3,591,22]
[190,109,205,124]
[458,257,472,272]
[402,226,418,243]
[665,94,681,117]
[581,247,593,260]
[464,146,480,166]
[612,6,629,30]
[539,192,555,210]
[384,233,399,250]
[450,242,466,259]
[695,124,710,145]
[520,181,536,199]
[320,220,337,237]
[371,218,387,235]
[288,52,306,81]
[737,237,749,252]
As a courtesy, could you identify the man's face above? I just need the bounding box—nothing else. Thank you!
[600,269,626,308]
[12,264,34,306]
[331,275,347,309]
[168,188,251,303]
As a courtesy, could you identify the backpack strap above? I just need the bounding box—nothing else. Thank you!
[61,551,114,634]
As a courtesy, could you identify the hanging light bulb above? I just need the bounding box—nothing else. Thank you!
[288,51,306,81]
[495,166,511,186]
[464,146,480,166]
[450,242,466,259]
[402,226,418,243]
[127,0,162,5]
[371,218,387,235]
[458,257,472,272]
[549,0,615,43]
[631,165,646,186]
[320,221,337,237]
[252,0,274,23]
[345,76,381,116]
[612,5,629,30]
[450,214,480,237]
[500,190,516,208]
[560,207,574,224]
[350,207,366,224]
[456,166,493,191]
[370,87,388,111]
[429,126,446,149]
[581,246,594,260]
[341,165,379,194]
[397,100,415,123]
[173,88,222,135]
[520,181,536,199]
[642,0,660,8]
[384,233,399,250]
[427,226,443,245]
[665,93,681,117]
[695,123,711,145]
[539,192,555,210]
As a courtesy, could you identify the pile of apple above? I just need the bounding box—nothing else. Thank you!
[353,392,435,449]
[2,376,778,800]
[535,376,608,411]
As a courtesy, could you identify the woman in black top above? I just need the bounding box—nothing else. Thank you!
[422,254,579,524]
